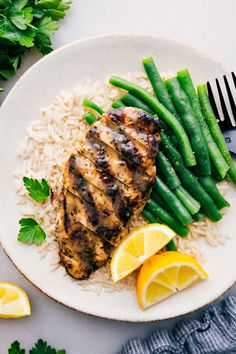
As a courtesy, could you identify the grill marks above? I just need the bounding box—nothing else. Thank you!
[58,196,111,279]
[108,108,161,156]
[57,107,160,279]
[63,190,121,242]
[65,155,121,225]
[78,132,153,197]
[90,116,155,176]
[65,152,135,223]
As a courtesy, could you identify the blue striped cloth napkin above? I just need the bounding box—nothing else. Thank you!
[120,296,236,354]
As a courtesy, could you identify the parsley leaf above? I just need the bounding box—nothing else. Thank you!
[18,218,46,245]
[29,339,66,354]
[23,177,50,202]
[36,16,58,36]
[34,16,58,54]
[0,0,71,85]
[34,32,52,54]
[8,341,25,354]
[9,7,34,31]
[0,18,35,47]
[0,44,24,80]
[35,0,61,9]
[11,0,29,12]
[0,0,12,9]
[8,340,66,354]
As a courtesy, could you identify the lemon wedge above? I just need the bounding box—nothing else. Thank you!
[0,282,31,318]
[136,251,208,309]
[111,224,175,282]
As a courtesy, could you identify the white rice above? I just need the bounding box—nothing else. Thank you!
[15,73,230,293]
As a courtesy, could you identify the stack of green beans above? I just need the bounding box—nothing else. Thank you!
[108,57,234,249]
[81,57,234,252]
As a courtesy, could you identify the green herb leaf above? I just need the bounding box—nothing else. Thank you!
[0,0,12,9]
[0,67,16,79]
[18,218,46,245]
[0,46,24,80]
[42,8,66,20]
[29,339,66,354]
[34,16,58,55]
[10,54,20,71]
[10,7,33,30]
[0,18,35,47]
[23,177,50,202]
[34,32,52,54]
[0,0,71,82]
[35,0,60,9]
[8,340,25,354]
[11,0,28,11]
[36,16,58,37]
[57,1,71,11]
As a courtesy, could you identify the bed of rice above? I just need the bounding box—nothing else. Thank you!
[14,73,230,294]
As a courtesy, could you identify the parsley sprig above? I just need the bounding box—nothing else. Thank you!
[23,177,50,202]
[8,339,66,354]
[0,0,71,82]
[8,341,25,354]
[18,218,46,245]
[19,177,49,245]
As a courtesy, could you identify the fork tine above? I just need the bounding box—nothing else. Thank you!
[207,81,221,121]
[223,75,236,123]
[232,72,236,89]
[215,78,232,126]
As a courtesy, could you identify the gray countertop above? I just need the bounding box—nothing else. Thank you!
[1,0,236,353]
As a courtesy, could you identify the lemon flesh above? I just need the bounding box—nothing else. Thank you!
[0,282,31,318]
[111,224,175,282]
[136,251,208,309]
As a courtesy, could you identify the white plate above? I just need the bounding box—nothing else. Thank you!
[0,34,235,322]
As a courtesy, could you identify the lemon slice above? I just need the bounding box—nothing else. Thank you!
[0,282,31,318]
[136,251,208,309]
[111,224,175,282]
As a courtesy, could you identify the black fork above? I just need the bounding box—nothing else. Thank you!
[207,72,236,154]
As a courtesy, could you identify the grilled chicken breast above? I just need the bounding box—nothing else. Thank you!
[56,107,161,279]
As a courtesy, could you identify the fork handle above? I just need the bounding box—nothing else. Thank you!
[223,130,236,155]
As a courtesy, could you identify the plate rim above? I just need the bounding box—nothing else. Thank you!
[0,33,229,112]
[0,33,234,322]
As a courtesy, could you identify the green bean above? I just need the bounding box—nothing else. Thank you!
[158,120,179,146]
[146,200,189,237]
[121,93,155,115]
[111,99,125,109]
[82,99,104,115]
[198,84,236,184]
[166,239,177,251]
[165,77,210,175]
[177,69,229,179]
[141,208,158,223]
[142,57,180,119]
[211,163,225,182]
[199,176,230,210]
[174,185,200,215]
[151,190,171,211]
[84,112,97,125]
[139,57,180,146]
[192,211,205,222]
[153,176,193,225]
[156,151,181,190]
[109,75,196,166]
[160,131,222,222]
